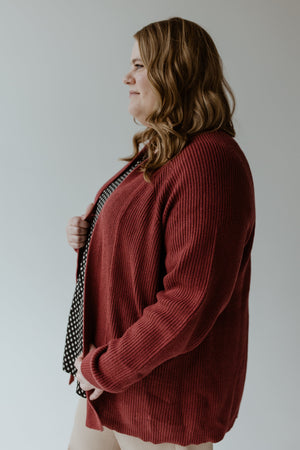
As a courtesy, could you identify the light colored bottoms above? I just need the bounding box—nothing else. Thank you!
[68,396,213,450]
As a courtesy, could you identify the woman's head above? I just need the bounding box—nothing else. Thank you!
[121,17,236,182]
[123,39,160,127]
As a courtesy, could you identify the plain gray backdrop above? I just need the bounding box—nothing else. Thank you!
[0,0,299,449]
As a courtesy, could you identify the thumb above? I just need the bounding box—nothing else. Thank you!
[81,202,94,220]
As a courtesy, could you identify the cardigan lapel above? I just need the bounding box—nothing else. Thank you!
[87,145,148,222]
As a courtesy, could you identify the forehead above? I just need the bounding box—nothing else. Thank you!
[130,39,141,60]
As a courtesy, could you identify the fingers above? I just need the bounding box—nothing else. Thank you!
[74,359,93,391]
[68,216,90,229]
[68,225,89,236]
[66,203,94,249]
[74,351,104,400]
[66,216,91,249]
[89,388,104,401]
[79,380,95,391]
[67,234,88,250]
[74,354,83,371]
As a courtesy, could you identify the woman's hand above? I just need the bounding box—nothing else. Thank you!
[66,203,94,249]
[75,343,104,401]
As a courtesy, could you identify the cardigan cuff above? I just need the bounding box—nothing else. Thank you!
[80,345,108,391]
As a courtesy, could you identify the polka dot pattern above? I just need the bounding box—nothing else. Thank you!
[62,153,146,397]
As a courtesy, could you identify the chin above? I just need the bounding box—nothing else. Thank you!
[129,111,146,126]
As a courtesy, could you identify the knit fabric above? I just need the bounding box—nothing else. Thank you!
[62,152,147,397]
[67,130,256,446]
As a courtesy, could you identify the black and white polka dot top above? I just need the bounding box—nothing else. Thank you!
[62,151,147,398]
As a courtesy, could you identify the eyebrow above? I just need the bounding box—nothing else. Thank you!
[131,58,143,64]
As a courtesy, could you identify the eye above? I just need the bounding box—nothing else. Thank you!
[134,64,144,69]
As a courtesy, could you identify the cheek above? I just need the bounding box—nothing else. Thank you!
[136,74,159,111]
[140,80,158,104]
[139,81,149,95]
[138,73,153,93]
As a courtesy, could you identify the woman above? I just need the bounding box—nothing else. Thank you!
[63,17,256,450]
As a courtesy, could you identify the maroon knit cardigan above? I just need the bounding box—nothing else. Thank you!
[68,130,256,445]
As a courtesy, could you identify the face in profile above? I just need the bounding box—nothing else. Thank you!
[123,39,160,126]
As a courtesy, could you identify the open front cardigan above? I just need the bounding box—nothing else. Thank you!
[68,130,256,445]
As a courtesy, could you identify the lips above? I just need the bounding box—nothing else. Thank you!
[129,91,139,94]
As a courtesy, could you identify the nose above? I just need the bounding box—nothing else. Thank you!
[123,71,135,85]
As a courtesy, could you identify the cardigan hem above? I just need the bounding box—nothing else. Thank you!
[85,408,237,445]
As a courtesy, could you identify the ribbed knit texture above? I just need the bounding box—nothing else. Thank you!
[62,152,147,397]
[70,130,256,446]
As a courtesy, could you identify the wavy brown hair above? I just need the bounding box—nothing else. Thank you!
[120,16,236,183]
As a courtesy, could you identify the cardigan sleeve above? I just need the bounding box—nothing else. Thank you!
[80,146,255,393]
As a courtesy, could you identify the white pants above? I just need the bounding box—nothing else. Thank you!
[68,397,214,450]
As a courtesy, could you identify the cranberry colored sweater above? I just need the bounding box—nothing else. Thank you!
[70,130,256,445]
